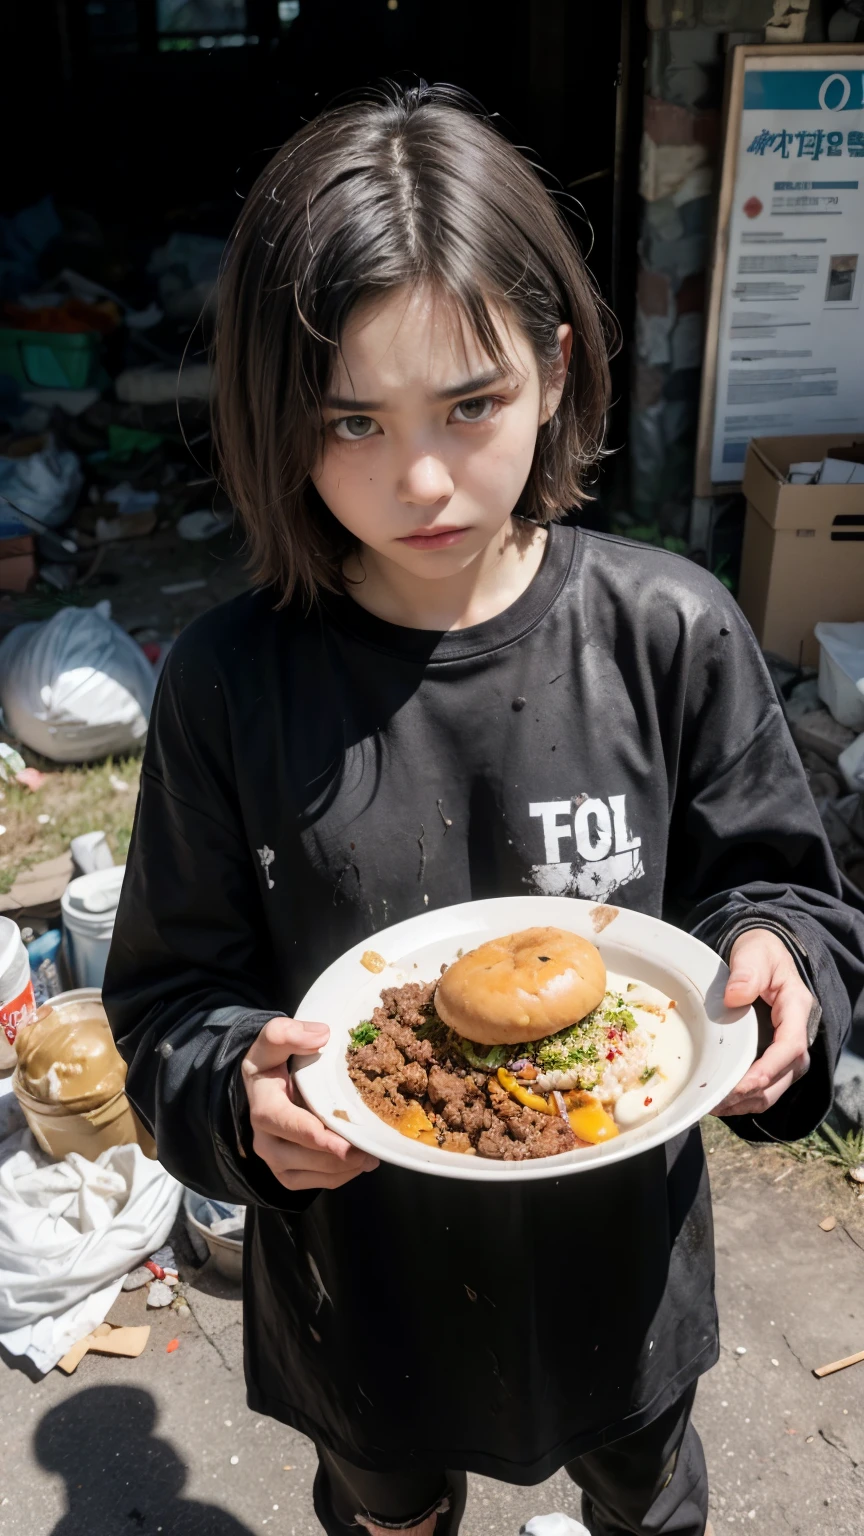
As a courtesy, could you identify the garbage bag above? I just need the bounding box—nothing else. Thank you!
[0,433,83,539]
[0,601,155,762]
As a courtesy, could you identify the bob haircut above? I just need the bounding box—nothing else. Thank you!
[213,82,612,605]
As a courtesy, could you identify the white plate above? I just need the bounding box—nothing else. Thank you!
[292,896,758,1181]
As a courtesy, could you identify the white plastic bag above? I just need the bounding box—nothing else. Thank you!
[0,600,155,762]
[0,432,83,539]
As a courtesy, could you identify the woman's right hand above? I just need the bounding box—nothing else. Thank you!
[240,1017,378,1191]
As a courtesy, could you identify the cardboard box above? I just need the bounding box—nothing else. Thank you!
[739,434,864,668]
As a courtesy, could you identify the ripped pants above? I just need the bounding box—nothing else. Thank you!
[312,1382,709,1535]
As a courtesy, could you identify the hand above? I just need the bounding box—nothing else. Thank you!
[241,1017,379,1191]
[711,928,813,1118]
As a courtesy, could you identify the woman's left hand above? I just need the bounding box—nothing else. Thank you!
[711,927,814,1117]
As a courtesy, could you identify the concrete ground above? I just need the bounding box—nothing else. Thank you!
[2,1122,864,1536]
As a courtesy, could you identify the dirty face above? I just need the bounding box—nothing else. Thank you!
[312,285,571,581]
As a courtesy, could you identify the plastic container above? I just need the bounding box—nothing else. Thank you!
[0,915,36,1071]
[61,866,125,989]
[12,987,156,1161]
[0,328,101,389]
[184,1190,244,1283]
[814,622,864,732]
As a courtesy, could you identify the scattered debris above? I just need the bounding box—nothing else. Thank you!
[160,578,208,595]
[166,1338,180,1353]
[360,950,386,974]
[177,509,231,541]
[813,1347,864,1379]
[146,1280,174,1308]
[0,744,25,782]
[735,1346,747,1356]
[57,1323,150,1374]
[109,774,129,793]
[15,766,47,792]
[122,1265,153,1292]
[819,1216,837,1232]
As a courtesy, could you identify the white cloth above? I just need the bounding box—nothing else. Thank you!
[0,1101,180,1373]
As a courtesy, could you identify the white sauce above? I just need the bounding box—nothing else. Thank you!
[604,971,693,1130]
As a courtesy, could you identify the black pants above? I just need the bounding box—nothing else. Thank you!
[312,1383,709,1535]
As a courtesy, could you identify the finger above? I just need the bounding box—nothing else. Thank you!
[251,1092,360,1159]
[245,1016,329,1073]
[724,933,775,1008]
[713,1066,797,1118]
[731,982,812,1100]
[255,1133,377,1176]
[273,1164,377,1192]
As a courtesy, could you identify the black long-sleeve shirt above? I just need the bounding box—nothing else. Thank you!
[104,525,864,1481]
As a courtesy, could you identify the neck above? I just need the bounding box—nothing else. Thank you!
[342,518,548,631]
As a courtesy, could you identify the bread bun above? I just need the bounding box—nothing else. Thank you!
[435,926,606,1046]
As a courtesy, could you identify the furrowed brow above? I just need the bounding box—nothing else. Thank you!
[322,370,509,412]
[434,370,508,401]
[322,394,383,411]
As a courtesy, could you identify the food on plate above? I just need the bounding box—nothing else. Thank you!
[435,926,606,1045]
[345,928,693,1161]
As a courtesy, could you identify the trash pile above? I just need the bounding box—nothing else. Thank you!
[0,193,232,606]
[0,980,244,1377]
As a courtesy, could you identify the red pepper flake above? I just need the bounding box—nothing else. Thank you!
[606,1050,616,1061]
[644,1096,653,1107]
[166,1339,180,1353]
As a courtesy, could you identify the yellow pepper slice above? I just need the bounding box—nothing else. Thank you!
[396,1102,437,1141]
[567,1102,619,1143]
[497,1067,555,1115]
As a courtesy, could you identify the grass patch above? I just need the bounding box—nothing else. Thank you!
[0,753,141,893]
[788,1124,864,1174]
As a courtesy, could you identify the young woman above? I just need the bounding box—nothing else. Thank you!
[105,85,863,1536]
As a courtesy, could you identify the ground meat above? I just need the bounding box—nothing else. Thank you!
[398,1062,428,1097]
[347,981,585,1161]
[351,1033,404,1078]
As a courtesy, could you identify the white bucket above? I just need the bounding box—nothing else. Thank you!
[0,915,36,1071]
[61,865,126,990]
[814,622,864,732]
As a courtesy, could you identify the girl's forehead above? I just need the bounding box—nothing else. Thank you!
[330,285,530,398]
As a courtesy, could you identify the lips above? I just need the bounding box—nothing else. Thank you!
[397,526,470,550]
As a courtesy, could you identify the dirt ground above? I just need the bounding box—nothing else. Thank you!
[2,1121,864,1536]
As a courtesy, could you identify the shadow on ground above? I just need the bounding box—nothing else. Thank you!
[35,1384,256,1535]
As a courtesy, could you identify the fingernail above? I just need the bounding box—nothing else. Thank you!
[300,1021,328,1034]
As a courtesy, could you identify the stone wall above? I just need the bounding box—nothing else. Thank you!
[628,0,813,544]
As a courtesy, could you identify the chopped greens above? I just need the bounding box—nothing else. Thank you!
[640,1066,658,1084]
[533,1017,602,1075]
[349,1020,380,1048]
[458,1040,509,1072]
[601,1002,638,1033]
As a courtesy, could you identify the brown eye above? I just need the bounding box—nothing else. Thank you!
[452,397,494,423]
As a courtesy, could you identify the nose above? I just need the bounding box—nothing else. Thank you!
[396,452,454,507]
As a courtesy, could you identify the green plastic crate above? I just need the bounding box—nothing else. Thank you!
[0,328,101,389]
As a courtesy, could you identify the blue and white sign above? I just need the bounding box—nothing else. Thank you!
[710,52,864,484]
